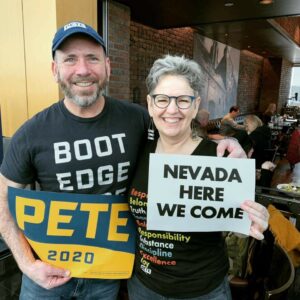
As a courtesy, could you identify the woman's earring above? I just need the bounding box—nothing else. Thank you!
[191,119,199,140]
[148,117,155,140]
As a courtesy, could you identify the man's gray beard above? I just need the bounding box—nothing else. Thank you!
[59,82,105,107]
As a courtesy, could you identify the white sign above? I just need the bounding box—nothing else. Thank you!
[147,154,255,235]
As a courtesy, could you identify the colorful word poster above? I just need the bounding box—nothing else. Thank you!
[147,154,255,235]
[8,187,136,279]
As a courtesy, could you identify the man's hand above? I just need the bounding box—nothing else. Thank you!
[24,259,71,289]
[216,138,247,158]
[0,174,70,290]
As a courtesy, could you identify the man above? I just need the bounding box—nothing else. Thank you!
[220,105,246,136]
[219,106,253,154]
[195,109,245,151]
[195,108,226,140]
[0,21,149,299]
[0,21,246,299]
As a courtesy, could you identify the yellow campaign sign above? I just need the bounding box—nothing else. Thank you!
[8,187,136,279]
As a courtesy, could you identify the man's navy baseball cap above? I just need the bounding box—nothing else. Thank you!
[52,21,106,58]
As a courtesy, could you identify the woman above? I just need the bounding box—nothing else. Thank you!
[261,102,276,125]
[244,114,272,168]
[286,124,300,170]
[127,55,269,300]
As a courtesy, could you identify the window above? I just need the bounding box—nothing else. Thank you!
[289,67,300,101]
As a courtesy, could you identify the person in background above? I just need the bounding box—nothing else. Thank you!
[286,123,300,170]
[244,115,275,187]
[196,109,248,157]
[0,22,250,300]
[261,102,277,125]
[220,105,245,137]
[219,106,253,155]
[0,21,150,300]
[127,55,269,300]
[195,108,210,138]
[244,114,272,168]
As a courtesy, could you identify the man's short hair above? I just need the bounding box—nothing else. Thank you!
[229,105,240,113]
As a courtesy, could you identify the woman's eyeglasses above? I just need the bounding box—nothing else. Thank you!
[151,94,196,109]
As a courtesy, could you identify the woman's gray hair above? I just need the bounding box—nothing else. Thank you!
[146,55,203,96]
[244,114,263,130]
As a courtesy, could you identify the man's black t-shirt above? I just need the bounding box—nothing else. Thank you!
[1,97,149,195]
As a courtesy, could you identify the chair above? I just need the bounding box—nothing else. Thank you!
[264,145,279,163]
[263,242,295,299]
[230,232,295,300]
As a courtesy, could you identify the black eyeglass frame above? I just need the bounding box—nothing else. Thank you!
[151,94,197,109]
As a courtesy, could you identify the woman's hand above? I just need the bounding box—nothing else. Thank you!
[240,200,269,240]
[216,138,247,158]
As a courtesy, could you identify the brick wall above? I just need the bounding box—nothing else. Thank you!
[236,50,263,113]
[130,22,194,106]
[259,57,282,113]
[107,1,130,100]
[275,16,300,44]
[237,53,292,115]
[278,59,293,109]
[108,1,288,117]
[108,1,194,104]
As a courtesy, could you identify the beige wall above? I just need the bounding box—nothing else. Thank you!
[23,0,59,119]
[56,0,97,28]
[0,0,97,137]
[0,0,28,137]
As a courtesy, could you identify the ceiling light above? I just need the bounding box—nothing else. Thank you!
[224,1,234,7]
[259,0,273,5]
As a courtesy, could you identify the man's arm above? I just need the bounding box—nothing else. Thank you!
[226,118,245,130]
[222,118,245,130]
[0,173,70,289]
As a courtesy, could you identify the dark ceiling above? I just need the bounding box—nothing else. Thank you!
[114,0,300,63]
